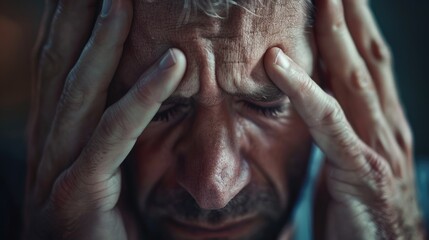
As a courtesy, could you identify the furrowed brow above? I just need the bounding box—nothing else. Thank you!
[162,85,285,105]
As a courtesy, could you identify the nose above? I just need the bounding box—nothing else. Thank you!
[175,105,251,210]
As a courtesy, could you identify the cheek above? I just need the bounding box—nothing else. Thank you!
[240,111,312,207]
[130,123,185,207]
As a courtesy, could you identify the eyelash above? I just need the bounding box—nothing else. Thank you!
[243,102,284,118]
[152,104,188,122]
[151,102,284,122]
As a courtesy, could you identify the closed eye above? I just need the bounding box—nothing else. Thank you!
[152,104,190,122]
[243,101,285,118]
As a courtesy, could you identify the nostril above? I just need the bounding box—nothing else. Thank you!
[190,161,251,210]
[194,186,231,210]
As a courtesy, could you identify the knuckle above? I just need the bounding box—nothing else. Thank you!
[317,97,345,128]
[48,169,98,233]
[86,24,106,49]
[328,124,365,167]
[296,77,318,101]
[57,0,72,10]
[318,15,347,36]
[334,64,374,92]
[402,126,414,151]
[349,66,375,91]
[370,39,393,65]
[339,134,363,161]
[320,0,347,33]
[396,124,414,156]
[87,15,128,52]
[39,45,64,78]
[331,17,347,33]
[79,139,105,179]
[387,105,414,155]
[50,170,79,210]
[361,149,393,191]
[98,108,122,141]
[135,81,162,106]
[98,106,134,143]
[399,110,414,148]
[58,71,86,113]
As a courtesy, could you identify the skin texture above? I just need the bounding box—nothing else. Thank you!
[113,1,315,239]
[23,0,425,239]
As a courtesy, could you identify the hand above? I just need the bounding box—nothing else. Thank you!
[23,0,186,239]
[264,0,425,239]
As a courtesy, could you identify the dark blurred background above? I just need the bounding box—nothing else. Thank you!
[0,0,428,239]
[1,0,43,239]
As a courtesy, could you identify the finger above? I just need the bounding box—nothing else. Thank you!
[265,48,366,171]
[342,0,413,161]
[32,0,102,160]
[342,0,397,108]
[27,0,60,195]
[32,0,60,71]
[70,49,186,187]
[34,0,133,203]
[314,0,405,175]
[266,48,407,179]
[315,0,382,132]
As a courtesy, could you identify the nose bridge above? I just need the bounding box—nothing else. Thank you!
[176,106,250,210]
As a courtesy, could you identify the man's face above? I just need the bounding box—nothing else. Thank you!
[113,0,315,239]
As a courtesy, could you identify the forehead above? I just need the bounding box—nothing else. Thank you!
[113,0,311,98]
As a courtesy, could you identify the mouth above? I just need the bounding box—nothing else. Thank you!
[166,216,261,239]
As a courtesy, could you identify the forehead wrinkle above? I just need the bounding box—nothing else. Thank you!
[175,0,312,25]
[125,0,312,100]
[135,0,311,43]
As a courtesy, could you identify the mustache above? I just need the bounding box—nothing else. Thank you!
[144,185,282,225]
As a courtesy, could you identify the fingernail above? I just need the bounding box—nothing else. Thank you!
[159,49,177,70]
[274,49,290,70]
[101,0,112,17]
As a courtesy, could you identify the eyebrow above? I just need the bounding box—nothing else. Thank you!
[231,84,285,102]
[163,84,286,105]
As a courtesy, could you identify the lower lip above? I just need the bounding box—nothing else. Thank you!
[167,217,260,239]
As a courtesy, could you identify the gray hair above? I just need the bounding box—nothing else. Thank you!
[179,0,313,25]
[179,0,262,22]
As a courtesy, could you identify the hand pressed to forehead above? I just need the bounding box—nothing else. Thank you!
[113,1,316,239]
[24,0,423,238]
[113,0,315,99]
